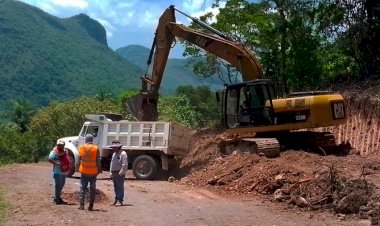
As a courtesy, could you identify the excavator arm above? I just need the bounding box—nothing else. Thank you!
[166,23,263,79]
[126,5,347,156]
[126,5,263,121]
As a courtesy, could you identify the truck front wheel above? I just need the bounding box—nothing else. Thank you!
[132,155,158,180]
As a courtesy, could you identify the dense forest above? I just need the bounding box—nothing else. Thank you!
[0,0,142,109]
[0,0,379,164]
[184,0,380,93]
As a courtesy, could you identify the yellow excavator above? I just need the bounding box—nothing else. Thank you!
[127,5,347,156]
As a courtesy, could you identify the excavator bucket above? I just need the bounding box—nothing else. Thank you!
[125,92,159,121]
[125,94,143,120]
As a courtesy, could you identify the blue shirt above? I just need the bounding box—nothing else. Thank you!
[49,149,66,175]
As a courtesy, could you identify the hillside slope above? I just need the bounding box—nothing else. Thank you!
[0,0,142,109]
[116,45,223,93]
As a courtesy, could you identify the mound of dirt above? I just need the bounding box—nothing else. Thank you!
[62,189,109,203]
[179,131,380,216]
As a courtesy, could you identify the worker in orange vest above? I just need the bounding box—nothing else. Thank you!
[78,134,102,211]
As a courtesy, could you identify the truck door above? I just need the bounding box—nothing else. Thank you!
[87,126,100,146]
[78,125,100,146]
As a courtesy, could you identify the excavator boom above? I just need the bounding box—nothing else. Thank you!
[126,5,263,121]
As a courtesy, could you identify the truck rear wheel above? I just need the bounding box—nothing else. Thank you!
[132,155,158,180]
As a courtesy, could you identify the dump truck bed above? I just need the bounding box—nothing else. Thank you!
[95,120,193,157]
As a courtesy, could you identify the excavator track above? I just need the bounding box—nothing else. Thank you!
[266,131,339,155]
[218,137,280,158]
[218,131,342,158]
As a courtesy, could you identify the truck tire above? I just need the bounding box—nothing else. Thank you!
[67,154,75,178]
[132,155,158,180]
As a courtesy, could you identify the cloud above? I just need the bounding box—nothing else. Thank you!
[93,17,115,38]
[182,0,206,12]
[177,0,226,24]
[38,2,58,14]
[116,1,138,9]
[190,3,225,24]
[118,11,135,26]
[51,0,88,9]
[137,10,158,28]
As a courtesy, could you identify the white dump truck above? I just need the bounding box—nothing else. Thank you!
[57,114,193,180]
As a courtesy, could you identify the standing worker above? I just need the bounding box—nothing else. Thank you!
[48,140,70,205]
[78,134,102,211]
[109,140,128,206]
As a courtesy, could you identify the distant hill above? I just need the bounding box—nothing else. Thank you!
[0,0,142,109]
[116,45,223,94]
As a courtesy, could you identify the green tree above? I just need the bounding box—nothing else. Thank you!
[9,99,36,133]
[175,85,220,128]
[30,97,122,153]
[317,0,380,78]
[95,89,116,102]
[158,95,201,128]
[0,126,38,164]
[185,0,365,92]
[182,0,250,84]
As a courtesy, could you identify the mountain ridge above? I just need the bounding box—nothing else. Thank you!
[0,0,141,109]
[0,0,221,111]
[116,45,223,93]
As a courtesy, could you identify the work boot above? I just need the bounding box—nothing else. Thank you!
[113,200,117,206]
[59,198,68,205]
[88,204,94,211]
[78,204,84,210]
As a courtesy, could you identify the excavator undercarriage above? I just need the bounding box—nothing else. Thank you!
[218,131,347,158]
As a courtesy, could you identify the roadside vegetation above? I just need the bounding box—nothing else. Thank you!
[0,86,219,164]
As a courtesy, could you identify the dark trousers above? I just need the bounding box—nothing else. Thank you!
[53,174,66,202]
[112,172,125,202]
[80,174,97,205]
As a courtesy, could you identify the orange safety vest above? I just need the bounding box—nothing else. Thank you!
[79,143,99,175]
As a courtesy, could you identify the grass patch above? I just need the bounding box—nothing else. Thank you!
[0,187,7,226]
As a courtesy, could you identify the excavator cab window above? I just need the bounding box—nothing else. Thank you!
[225,88,240,128]
[225,82,274,128]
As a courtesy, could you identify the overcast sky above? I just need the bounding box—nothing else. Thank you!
[19,0,225,58]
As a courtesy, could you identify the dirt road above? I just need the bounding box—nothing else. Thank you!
[0,163,371,226]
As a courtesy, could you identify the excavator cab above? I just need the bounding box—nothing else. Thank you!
[223,79,275,129]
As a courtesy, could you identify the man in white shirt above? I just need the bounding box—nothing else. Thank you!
[109,140,128,206]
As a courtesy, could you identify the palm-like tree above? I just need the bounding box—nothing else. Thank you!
[10,99,36,133]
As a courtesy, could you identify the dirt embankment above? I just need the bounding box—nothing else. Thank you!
[179,131,380,220]
[318,84,380,155]
[177,93,380,223]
